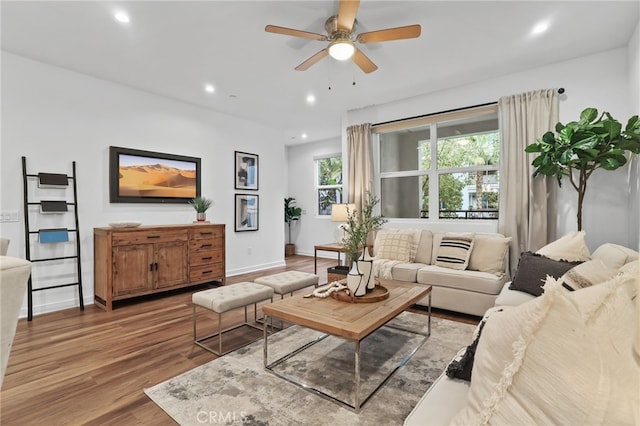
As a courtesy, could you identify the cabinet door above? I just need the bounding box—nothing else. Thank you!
[113,244,154,297]
[155,240,188,289]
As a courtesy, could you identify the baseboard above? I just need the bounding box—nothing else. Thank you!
[19,295,93,319]
[226,260,286,277]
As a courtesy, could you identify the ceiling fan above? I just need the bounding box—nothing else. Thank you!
[265,0,421,74]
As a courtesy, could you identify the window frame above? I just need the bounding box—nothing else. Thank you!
[314,153,343,217]
[373,104,500,221]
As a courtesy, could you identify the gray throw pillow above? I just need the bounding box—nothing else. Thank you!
[509,251,582,296]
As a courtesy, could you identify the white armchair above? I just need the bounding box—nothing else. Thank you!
[1,238,31,387]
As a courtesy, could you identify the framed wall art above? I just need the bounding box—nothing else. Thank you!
[109,146,201,203]
[235,194,259,232]
[234,151,258,190]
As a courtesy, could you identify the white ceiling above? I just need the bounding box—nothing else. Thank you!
[2,1,639,144]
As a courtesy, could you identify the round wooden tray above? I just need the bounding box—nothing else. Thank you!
[330,284,390,303]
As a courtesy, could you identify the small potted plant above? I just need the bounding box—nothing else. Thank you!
[189,197,214,222]
[284,197,302,256]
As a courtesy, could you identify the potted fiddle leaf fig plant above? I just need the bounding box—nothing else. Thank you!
[284,197,302,256]
[189,197,213,222]
[525,108,640,230]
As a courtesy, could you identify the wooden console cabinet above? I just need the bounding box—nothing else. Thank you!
[94,223,225,311]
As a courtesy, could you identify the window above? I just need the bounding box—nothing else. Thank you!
[316,155,343,216]
[374,105,500,220]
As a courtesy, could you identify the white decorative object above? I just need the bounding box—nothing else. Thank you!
[108,221,142,228]
[305,281,348,298]
[359,247,375,290]
[347,262,366,297]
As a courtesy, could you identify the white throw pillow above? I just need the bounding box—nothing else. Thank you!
[451,274,638,425]
[468,236,512,275]
[560,258,619,291]
[536,230,591,262]
[435,233,475,270]
[373,231,412,262]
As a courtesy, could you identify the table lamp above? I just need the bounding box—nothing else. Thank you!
[331,203,356,243]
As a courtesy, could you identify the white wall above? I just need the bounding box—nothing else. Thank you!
[1,52,286,317]
[286,137,341,257]
[346,47,638,252]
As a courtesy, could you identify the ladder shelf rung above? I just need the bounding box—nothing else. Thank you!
[30,255,79,263]
[32,282,81,292]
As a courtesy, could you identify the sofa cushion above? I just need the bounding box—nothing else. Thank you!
[374,231,412,262]
[435,233,475,270]
[451,273,638,425]
[389,262,427,283]
[417,265,506,295]
[509,251,581,296]
[591,243,639,269]
[560,258,619,291]
[536,230,591,262]
[468,236,511,275]
[494,281,536,307]
[404,349,471,426]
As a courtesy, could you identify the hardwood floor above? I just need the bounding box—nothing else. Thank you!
[1,255,478,425]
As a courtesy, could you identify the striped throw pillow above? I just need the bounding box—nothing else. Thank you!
[435,233,475,270]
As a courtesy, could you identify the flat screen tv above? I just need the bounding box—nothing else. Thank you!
[109,146,201,203]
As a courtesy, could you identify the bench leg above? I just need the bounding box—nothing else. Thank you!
[193,298,274,356]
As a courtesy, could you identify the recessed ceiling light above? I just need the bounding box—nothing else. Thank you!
[306,94,316,104]
[204,84,215,93]
[532,21,549,35]
[114,11,130,24]
[301,133,308,139]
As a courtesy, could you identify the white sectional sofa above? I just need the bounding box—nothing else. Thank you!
[372,229,511,316]
[404,240,640,425]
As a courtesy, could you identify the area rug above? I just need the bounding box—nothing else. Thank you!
[145,313,475,426]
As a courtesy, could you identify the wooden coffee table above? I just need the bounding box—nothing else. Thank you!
[262,279,432,412]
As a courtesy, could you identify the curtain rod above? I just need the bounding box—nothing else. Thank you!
[372,101,497,127]
[372,88,565,127]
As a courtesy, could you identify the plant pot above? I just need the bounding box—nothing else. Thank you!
[196,212,207,222]
[285,244,295,257]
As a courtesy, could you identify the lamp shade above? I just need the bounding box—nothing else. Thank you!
[331,203,356,222]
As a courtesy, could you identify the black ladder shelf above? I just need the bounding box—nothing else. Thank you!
[22,156,84,321]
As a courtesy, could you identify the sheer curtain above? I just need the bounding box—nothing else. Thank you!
[498,89,559,276]
[347,123,373,215]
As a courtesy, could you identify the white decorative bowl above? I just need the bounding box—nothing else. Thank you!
[108,221,142,228]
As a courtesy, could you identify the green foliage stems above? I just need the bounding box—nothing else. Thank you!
[341,193,387,261]
[189,197,213,213]
[284,197,302,244]
[525,108,640,230]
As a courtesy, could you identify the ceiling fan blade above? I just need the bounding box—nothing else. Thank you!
[337,0,360,31]
[265,25,327,41]
[295,49,329,71]
[352,48,378,74]
[357,24,421,43]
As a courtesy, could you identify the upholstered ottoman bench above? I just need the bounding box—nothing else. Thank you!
[254,270,319,299]
[192,282,274,355]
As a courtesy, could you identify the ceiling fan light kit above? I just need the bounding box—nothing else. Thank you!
[328,39,355,60]
[265,0,421,74]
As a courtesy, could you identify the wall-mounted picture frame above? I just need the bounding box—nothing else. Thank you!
[109,146,201,203]
[234,151,258,190]
[235,194,259,232]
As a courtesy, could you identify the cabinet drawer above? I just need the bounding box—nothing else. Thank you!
[190,263,224,282]
[189,239,223,251]
[190,227,223,240]
[190,249,223,265]
[112,230,188,246]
